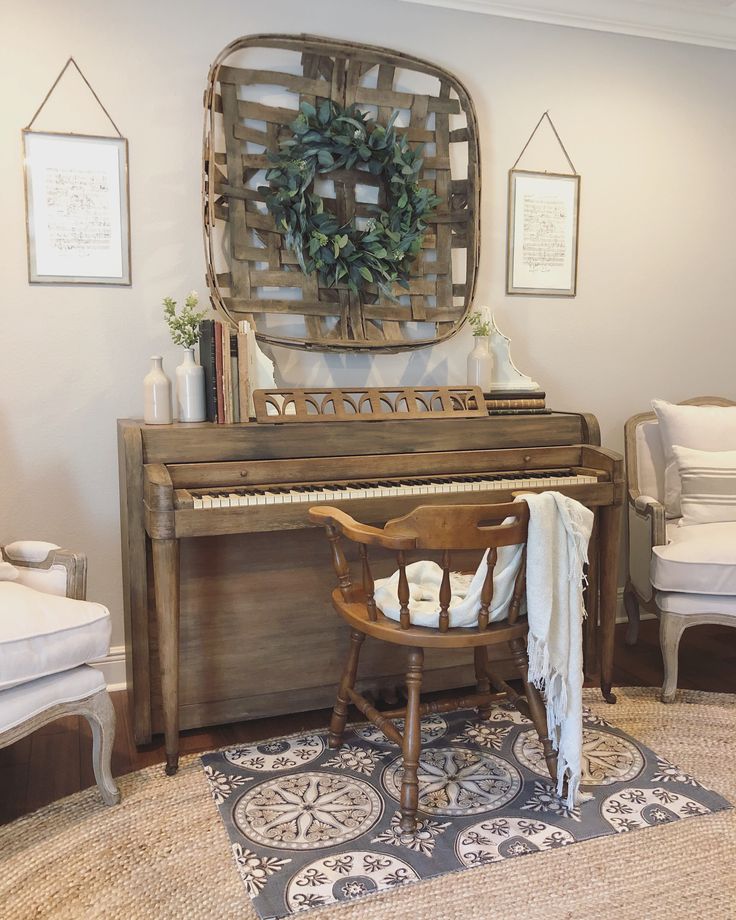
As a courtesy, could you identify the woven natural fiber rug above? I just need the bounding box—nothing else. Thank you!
[1,689,735,920]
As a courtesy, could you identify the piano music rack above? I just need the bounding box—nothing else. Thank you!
[253,386,487,423]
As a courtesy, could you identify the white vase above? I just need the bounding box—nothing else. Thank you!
[466,335,493,392]
[143,356,173,425]
[175,347,206,422]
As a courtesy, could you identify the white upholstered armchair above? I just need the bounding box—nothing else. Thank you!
[624,396,736,702]
[0,541,120,805]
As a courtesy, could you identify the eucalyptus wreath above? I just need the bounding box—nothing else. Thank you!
[260,99,440,296]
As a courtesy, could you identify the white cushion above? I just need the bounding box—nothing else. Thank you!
[0,562,18,582]
[673,445,736,526]
[656,591,736,616]
[651,521,736,595]
[652,399,736,517]
[0,664,105,733]
[0,582,110,690]
[13,565,68,597]
[4,541,60,563]
[635,419,666,504]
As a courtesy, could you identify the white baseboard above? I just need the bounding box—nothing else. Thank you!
[90,645,127,692]
[93,593,652,694]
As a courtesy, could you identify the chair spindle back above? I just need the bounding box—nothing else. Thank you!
[310,502,529,632]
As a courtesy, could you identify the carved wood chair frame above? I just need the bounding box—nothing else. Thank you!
[310,500,557,831]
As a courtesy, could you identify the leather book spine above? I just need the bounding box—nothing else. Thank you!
[214,321,224,424]
[198,319,217,423]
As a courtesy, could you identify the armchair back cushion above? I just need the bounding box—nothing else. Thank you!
[3,542,68,597]
[672,445,736,526]
[0,582,110,690]
[652,400,736,517]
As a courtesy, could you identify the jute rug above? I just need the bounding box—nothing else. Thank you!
[1,688,735,920]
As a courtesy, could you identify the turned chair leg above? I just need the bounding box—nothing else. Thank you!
[623,582,641,647]
[400,647,424,833]
[474,646,492,720]
[329,629,365,748]
[660,611,688,703]
[510,637,558,784]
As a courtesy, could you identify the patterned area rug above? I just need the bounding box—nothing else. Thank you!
[202,701,730,919]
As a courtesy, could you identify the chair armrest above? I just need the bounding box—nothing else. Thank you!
[628,496,666,548]
[1,542,87,600]
[309,506,415,550]
[626,493,666,602]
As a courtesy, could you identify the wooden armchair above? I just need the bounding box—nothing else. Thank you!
[624,397,736,702]
[309,500,556,832]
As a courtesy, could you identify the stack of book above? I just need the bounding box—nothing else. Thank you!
[483,389,549,415]
[198,318,257,423]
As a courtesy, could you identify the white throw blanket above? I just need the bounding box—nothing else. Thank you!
[373,544,524,629]
[523,491,593,807]
[373,491,593,807]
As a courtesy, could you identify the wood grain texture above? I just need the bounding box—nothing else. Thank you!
[314,499,556,830]
[254,386,487,423]
[118,412,623,772]
[202,33,480,352]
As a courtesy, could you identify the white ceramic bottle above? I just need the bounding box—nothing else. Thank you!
[143,355,173,425]
[175,347,206,422]
[466,335,493,392]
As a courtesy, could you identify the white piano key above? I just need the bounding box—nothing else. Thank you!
[188,471,600,513]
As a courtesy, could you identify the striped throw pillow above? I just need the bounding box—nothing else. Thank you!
[672,444,736,526]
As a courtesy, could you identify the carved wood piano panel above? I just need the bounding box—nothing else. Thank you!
[118,411,623,773]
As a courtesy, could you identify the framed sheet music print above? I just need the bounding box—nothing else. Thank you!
[506,169,579,296]
[23,131,131,285]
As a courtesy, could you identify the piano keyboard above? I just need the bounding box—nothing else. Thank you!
[187,470,600,509]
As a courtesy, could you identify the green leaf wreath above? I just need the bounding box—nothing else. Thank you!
[260,100,440,297]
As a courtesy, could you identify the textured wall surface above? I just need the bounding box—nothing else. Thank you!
[1,0,735,649]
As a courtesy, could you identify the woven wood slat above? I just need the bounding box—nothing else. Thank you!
[203,33,480,352]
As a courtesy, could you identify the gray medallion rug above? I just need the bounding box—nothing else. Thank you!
[201,701,730,919]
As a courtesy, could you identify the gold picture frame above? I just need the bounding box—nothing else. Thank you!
[23,130,131,285]
[506,169,579,297]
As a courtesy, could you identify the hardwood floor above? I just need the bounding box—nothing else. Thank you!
[2,618,734,826]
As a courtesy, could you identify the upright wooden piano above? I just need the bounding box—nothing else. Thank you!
[118,409,624,773]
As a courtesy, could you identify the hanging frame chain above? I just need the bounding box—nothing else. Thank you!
[511,110,577,175]
[25,57,123,137]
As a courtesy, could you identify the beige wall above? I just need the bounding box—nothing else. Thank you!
[2,0,735,651]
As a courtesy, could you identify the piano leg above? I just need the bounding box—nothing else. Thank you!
[598,501,624,704]
[583,514,599,679]
[152,537,180,774]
